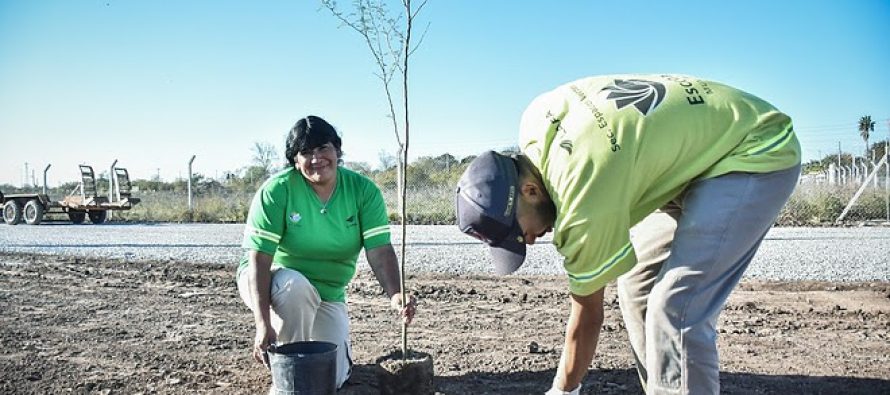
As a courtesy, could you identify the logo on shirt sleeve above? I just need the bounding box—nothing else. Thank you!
[600,79,666,116]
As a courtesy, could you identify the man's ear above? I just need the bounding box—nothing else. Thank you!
[519,181,544,202]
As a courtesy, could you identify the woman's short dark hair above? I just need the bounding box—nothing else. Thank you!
[285,115,343,167]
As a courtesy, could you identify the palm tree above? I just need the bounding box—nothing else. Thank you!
[859,115,875,162]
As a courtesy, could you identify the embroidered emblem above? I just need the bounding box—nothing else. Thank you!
[289,212,302,223]
[600,79,666,116]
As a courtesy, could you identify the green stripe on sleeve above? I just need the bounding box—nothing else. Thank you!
[567,242,633,282]
[745,125,795,156]
[244,225,281,243]
[363,225,390,240]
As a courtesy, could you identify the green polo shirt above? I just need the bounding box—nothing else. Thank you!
[519,74,801,296]
[239,167,391,302]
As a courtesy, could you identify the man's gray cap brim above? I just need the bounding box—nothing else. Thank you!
[455,150,527,275]
[489,231,526,275]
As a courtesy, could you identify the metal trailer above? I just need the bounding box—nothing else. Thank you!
[1,164,141,225]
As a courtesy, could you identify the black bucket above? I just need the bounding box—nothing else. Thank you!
[267,341,338,395]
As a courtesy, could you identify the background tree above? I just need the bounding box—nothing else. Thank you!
[859,115,875,162]
[500,145,522,156]
[378,149,397,170]
[251,141,280,178]
[344,160,373,175]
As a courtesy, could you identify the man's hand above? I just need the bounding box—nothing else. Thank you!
[390,292,417,325]
[552,288,605,392]
[366,245,418,325]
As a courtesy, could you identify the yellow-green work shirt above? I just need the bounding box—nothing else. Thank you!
[519,74,801,296]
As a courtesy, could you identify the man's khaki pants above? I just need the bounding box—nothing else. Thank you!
[618,164,800,395]
[238,266,352,389]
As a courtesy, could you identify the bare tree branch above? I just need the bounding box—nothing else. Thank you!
[408,21,430,57]
[321,0,404,146]
[411,0,428,19]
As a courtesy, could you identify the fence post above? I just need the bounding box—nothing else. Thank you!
[109,159,118,221]
[188,155,196,220]
[828,163,837,185]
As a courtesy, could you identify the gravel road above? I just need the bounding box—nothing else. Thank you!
[1,224,888,281]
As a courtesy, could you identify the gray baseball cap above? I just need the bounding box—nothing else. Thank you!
[455,151,526,275]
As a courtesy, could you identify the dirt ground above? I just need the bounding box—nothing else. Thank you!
[1,251,888,394]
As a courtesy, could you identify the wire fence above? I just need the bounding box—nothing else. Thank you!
[9,156,886,226]
[790,161,890,225]
[104,166,890,227]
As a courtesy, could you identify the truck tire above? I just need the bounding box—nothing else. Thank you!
[88,210,107,224]
[3,201,23,225]
[68,210,86,224]
[23,200,44,225]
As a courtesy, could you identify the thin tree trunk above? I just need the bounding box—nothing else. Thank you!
[399,0,412,359]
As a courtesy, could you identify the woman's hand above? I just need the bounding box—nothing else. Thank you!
[253,321,277,367]
[247,251,276,367]
[366,245,418,325]
[389,293,417,325]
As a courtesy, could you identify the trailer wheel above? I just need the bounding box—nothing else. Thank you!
[3,201,23,225]
[23,200,44,225]
[68,210,86,224]
[88,210,107,224]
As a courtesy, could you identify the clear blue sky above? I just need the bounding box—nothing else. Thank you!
[1,0,889,187]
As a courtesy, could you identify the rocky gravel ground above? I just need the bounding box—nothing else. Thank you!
[0,260,888,393]
[1,224,888,394]
[1,224,889,281]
